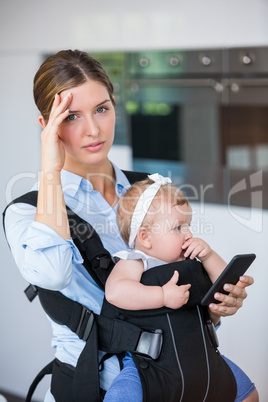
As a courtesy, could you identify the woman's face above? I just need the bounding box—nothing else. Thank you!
[58,80,116,174]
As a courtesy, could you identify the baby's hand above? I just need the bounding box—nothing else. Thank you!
[182,237,212,262]
[162,271,191,309]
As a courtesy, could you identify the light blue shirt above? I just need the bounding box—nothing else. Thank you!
[5,165,131,391]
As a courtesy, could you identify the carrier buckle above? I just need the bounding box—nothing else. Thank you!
[136,329,163,360]
[95,255,111,269]
[24,284,38,302]
[206,319,219,349]
[76,306,94,341]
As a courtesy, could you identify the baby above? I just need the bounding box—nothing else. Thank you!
[106,173,226,311]
[103,173,232,401]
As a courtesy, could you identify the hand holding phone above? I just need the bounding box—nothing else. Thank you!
[201,254,256,306]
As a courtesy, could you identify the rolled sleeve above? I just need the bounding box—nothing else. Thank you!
[23,222,82,260]
[21,221,83,289]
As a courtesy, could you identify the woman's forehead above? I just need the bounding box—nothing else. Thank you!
[60,81,110,107]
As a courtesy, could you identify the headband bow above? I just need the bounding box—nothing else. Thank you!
[128,173,172,248]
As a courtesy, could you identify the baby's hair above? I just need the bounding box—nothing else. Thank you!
[117,178,189,246]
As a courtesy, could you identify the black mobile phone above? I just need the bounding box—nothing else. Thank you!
[200,253,256,306]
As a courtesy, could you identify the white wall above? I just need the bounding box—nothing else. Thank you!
[1,0,267,400]
[191,203,268,400]
[1,0,268,52]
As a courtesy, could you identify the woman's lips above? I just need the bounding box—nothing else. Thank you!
[83,142,104,152]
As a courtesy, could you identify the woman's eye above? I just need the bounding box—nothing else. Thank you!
[174,226,181,231]
[67,114,77,121]
[96,107,106,114]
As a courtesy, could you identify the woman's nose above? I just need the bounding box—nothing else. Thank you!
[84,116,99,137]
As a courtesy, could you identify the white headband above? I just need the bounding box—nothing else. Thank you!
[128,173,172,248]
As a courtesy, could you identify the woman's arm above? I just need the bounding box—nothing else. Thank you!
[209,275,253,316]
[4,93,81,290]
[4,203,81,289]
[207,275,254,325]
[35,93,72,239]
[105,259,191,310]
[182,237,254,324]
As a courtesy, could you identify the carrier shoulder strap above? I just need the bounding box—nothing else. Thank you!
[122,169,149,183]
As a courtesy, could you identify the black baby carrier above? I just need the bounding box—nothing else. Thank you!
[3,170,237,402]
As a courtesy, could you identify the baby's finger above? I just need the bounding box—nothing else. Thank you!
[170,270,179,284]
[184,242,201,258]
[197,248,208,258]
[182,241,194,255]
[181,283,191,292]
[181,238,193,249]
[182,285,191,304]
[190,244,205,259]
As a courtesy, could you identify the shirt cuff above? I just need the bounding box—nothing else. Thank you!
[215,319,221,330]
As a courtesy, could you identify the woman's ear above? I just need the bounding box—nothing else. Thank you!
[136,226,151,249]
[38,115,47,129]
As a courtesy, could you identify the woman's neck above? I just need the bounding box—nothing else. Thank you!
[63,158,118,206]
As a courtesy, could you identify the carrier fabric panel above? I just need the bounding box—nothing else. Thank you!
[101,259,237,401]
[140,258,212,308]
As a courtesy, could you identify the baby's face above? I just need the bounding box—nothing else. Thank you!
[148,202,193,263]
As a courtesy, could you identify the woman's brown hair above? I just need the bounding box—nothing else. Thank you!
[33,49,115,121]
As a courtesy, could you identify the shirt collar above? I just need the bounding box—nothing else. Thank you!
[112,163,131,196]
[60,163,131,198]
[60,169,84,197]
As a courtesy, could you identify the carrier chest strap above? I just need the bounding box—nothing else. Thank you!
[37,287,160,358]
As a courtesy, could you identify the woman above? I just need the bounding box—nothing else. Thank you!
[4,50,258,401]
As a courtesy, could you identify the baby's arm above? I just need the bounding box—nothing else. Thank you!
[182,238,226,284]
[182,238,226,325]
[105,259,191,310]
